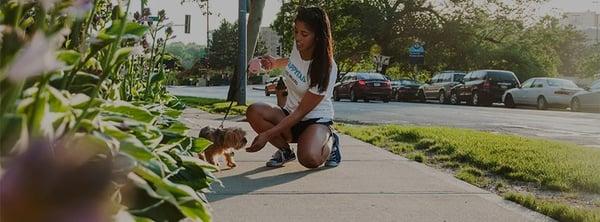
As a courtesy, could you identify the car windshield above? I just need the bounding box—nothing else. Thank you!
[453,74,465,82]
[590,81,600,90]
[547,79,578,88]
[487,72,516,81]
[358,73,387,80]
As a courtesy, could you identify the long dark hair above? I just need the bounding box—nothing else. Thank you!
[295,6,333,93]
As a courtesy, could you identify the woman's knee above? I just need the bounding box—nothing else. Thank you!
[298,154,323,169]
[246,102,268,119]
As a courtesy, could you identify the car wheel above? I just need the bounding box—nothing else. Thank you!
[265,87,270,96]
[504,94,516,108]
[450,92,460,105]
[471,92,481,106]
[438,90,447,104]
[418,90,426,103]
[350,89,358,102]
[537,96,548,110]
[333,90,341,101]
[364,98,370,103]
[570,97,581,112]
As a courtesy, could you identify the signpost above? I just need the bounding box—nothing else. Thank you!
[409,42,425,73]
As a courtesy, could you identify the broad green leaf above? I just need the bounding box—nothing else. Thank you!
[57,50,81,66]
[111,47,132,68]
[107,20,148,40]
[192,138,212,153]
[46,86,70,112]
[102,101,157,124]
[161,121,189,136]
[149,71,165,84]
[103,125,154,162]
[157,151,179,171]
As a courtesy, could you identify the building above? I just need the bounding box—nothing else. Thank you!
[562,11,599,44]
[259,27,283,57]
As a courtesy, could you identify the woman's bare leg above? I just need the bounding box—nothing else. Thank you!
[245,102,293,151]
[296,124,332,168]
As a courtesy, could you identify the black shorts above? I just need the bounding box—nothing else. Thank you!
[281,108,333,143]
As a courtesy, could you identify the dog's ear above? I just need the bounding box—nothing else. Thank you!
[198,126,214,140]
[224,128,246,148]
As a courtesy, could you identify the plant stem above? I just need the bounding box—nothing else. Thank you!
[69,0,132,134]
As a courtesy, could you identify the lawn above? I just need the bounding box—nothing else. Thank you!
[177,96,248,116]
[335,124,600,222]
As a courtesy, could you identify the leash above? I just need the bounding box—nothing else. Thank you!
[219,100,235,129]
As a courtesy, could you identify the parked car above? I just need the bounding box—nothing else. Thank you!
[417,71,465,104]
[265,76,285,96]
[502,78,584,110]
[333,72,392,103]
[392,79,422,101]
[570,80,600,112]
[450,70,520,106]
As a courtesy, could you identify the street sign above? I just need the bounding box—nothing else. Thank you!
[373,55,391,73]
[409,43,425,65]
[149,16,159,22]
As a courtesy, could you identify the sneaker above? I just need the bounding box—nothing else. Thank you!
[266,149,296,167]
[325,133,342,167]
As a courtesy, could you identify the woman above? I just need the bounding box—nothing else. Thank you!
[245,6,341,169]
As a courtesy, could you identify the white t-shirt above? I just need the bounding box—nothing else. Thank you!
[282,45,337,122]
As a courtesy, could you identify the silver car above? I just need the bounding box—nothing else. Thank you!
[570,80,600,113]
[503,78,584,110]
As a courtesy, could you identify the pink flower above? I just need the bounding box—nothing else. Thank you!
[6,32,65,82]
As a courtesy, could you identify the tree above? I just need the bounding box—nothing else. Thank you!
[166,42,206,70]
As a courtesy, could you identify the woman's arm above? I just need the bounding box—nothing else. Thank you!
[262,56,289,70]
[246,91,325,152]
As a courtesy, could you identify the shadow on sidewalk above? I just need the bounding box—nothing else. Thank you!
[208,166,327,203]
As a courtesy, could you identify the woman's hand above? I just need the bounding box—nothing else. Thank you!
[246,132,271,153]
[260,55,276,71]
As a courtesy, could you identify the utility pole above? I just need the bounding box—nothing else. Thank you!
[238,0,248,105]
[594,1,599,44]
[206,0,210,48]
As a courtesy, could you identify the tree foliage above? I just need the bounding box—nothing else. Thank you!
[272,0,594,81]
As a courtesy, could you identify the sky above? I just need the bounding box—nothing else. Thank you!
[131,0,599,45]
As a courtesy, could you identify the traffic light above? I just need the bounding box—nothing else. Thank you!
[184,15,191,34]
[276,46,282,56]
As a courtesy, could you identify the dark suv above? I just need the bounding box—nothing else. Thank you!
[333,72,392,103]
[417,71,465,104]
[450,70,520,106]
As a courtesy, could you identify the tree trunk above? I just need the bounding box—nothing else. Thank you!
[227,0,266,102]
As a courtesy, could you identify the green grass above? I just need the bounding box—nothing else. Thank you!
[504,192,600,222]
[336,124,600,221]
[336,124,600,193]
[177,96,248,116]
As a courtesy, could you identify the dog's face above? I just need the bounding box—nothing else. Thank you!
[199,126,248,150]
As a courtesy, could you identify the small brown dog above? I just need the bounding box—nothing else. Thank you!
[198,126,248,170]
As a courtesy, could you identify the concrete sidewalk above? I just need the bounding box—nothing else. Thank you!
[180,109,553,222]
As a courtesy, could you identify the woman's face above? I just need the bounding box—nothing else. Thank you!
[294,21,316,54]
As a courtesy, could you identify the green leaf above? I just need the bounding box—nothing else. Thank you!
[192,138,212,153]
[150,72,165,84]
[111,47,132,68]
[104,125,155,162]
[57,50,81,66]
[161,121,189,136]
[107,20,148,40]
[102,101,157,124]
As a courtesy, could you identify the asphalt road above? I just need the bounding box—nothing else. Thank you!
[169,85,600,147]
